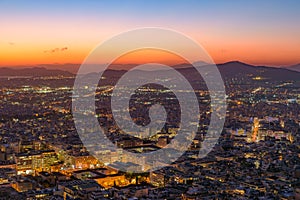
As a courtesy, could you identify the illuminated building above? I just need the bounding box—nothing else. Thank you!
[70,155,103,169]
[72,169,129,189]
[15,150,59,175]
[150,171,165,187]
[251,117,259,142]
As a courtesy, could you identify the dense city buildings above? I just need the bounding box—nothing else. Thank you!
[1,0,300,199]
[0,63,299,199]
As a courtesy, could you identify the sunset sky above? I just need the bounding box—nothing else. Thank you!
[1,0,300,67]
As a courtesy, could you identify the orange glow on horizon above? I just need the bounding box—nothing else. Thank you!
[110,49,189,66]
[1,2,300,67]
[1,36,299,67]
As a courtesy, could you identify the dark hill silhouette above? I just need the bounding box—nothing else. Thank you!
[286,63,300,72]
[1,61,299,82]
[216,61,300,81]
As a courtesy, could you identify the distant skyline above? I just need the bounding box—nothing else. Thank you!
[1,0,300,67]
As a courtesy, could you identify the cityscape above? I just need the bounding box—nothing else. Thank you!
[1,1,300,199]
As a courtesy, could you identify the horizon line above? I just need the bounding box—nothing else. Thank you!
[1,60,300,68]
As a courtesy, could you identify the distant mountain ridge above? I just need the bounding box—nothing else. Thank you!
[157,61,300,82]
[216,61,300,81]
[286,63,300,72]
[0,62,299,82]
